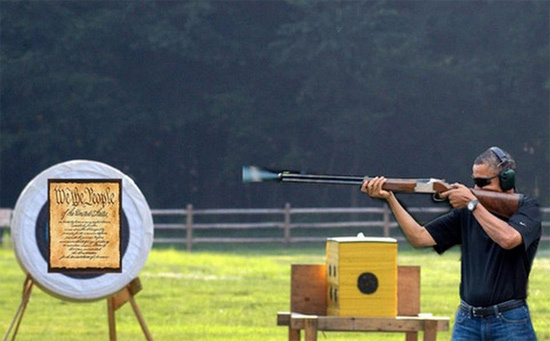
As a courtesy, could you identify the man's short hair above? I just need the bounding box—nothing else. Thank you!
[474,147,516,174]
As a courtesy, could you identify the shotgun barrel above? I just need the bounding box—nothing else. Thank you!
[242,165,523,218]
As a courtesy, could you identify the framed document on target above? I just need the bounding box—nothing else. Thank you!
[48,179,122,274]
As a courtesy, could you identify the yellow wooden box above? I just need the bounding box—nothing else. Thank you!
[326,236,397,317]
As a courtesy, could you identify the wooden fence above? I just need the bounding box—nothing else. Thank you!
[152,203,419,250]
[1,205,549,251]
[151,204,550,251]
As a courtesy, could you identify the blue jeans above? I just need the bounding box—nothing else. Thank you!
[452,304,537,340]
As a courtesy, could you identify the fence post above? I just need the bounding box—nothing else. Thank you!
[186,204,193,251]
[383,203,390,237]
[283,202,291,247]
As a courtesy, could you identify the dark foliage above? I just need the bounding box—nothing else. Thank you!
[1,1,548,208]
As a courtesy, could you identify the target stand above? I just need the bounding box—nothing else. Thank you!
[4,275,153,341]
[6,160,155,341]
[107,277,153,341]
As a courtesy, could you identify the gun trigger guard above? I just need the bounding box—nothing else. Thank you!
[432,193,446,202]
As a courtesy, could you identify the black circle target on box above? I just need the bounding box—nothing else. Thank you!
[11,160,154,301]
[357,272,379,295]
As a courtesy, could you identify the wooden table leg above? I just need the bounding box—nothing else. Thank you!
[405,331,418,341]
[288,327,301,341]
[303,317,318,341]
[423,320,437,341]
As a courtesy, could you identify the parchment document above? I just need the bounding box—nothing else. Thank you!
[48,179,122,273]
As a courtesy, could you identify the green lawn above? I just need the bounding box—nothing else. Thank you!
[1,241,549,341]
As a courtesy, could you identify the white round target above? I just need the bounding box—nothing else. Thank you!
[11,160,154,301]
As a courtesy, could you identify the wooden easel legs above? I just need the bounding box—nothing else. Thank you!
[2,275,34,341]
[3,276,153,341]
[107,278,153,341]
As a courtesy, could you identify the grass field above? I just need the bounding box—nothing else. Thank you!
[1,241,549,341]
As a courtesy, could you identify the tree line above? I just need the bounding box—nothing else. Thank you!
[1,1,548,209]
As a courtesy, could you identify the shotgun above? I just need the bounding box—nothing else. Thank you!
[242,165,523,219]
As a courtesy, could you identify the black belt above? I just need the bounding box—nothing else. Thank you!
[460,299,526,318]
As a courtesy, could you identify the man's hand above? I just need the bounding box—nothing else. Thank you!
[361,176,436,247]
[441,183,523,249]
[361,176,392,199]
[438,183,477,209]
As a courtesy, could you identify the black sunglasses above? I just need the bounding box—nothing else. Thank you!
[472,175,498,188]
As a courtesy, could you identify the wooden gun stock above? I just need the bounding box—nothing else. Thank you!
[377,178,523,219]
[470,189,523,219]
[242,166,524,219]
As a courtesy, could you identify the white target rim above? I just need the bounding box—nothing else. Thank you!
[11,160,154,301]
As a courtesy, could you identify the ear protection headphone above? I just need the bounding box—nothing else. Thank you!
[489,146,515,191]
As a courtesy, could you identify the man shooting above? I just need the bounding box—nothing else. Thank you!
[361,146,541,340]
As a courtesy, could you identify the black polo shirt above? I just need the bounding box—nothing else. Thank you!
[425,196,541,307]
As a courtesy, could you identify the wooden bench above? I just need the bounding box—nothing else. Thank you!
[277,312,449,341]
[277,265,449,340]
